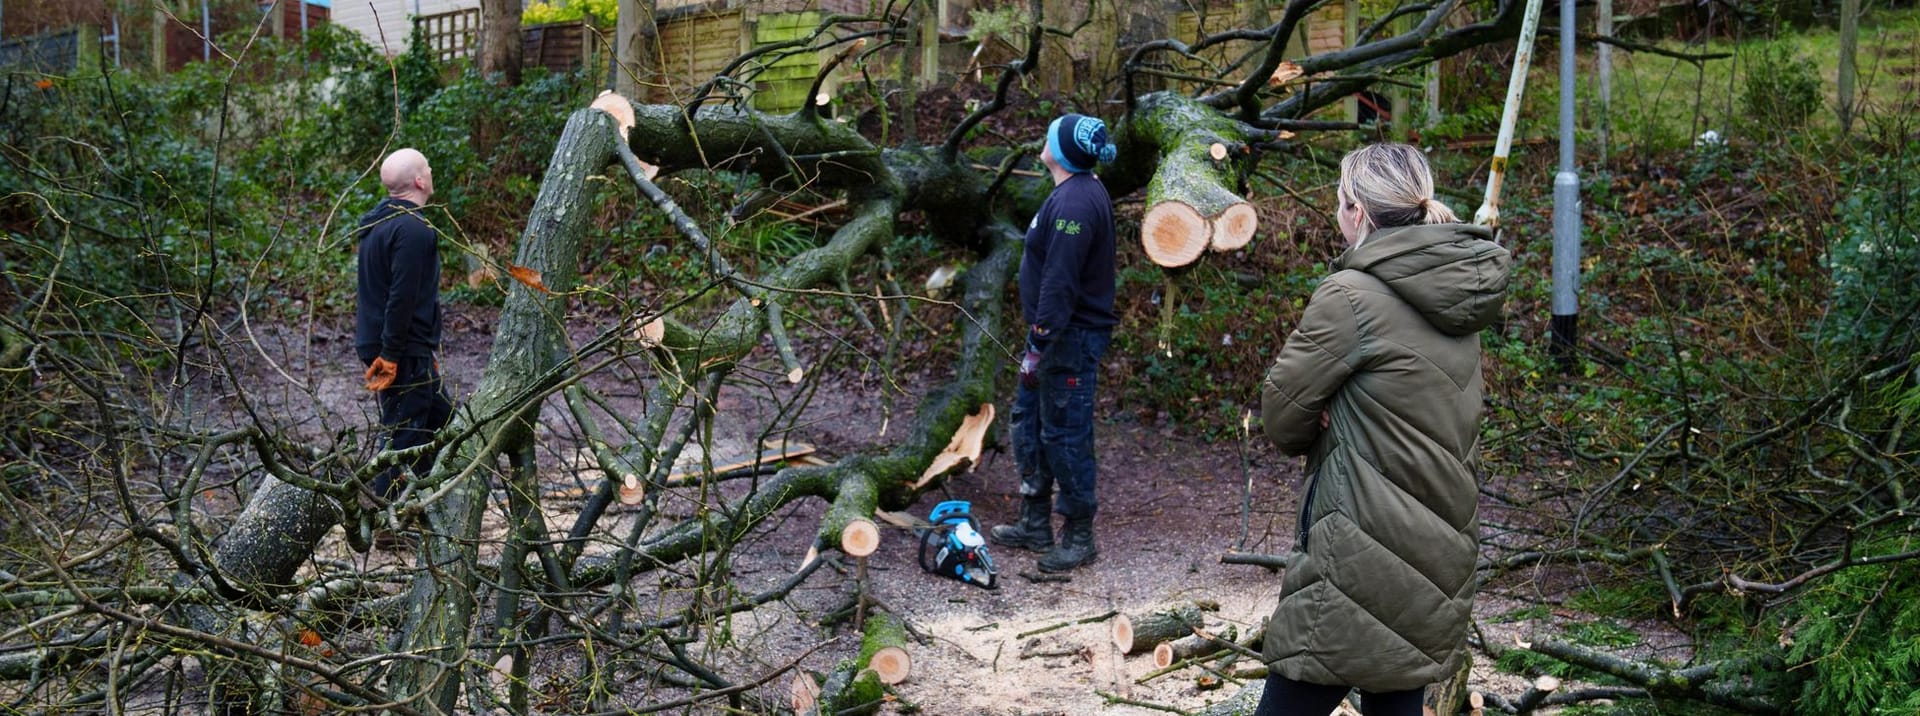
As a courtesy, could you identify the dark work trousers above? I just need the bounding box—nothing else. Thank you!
[1253,673,1423,716]
[1010,326,1110,519]
[372,356,453,499]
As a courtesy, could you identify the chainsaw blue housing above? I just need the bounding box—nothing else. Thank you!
[918,501,998,589]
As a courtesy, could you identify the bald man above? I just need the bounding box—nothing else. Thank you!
[355,148,453,515]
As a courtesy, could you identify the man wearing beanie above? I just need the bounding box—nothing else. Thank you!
[990,113,1119,573]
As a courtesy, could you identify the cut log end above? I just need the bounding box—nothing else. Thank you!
[1141,201,1210,268]
[870,645,911,685]
[1209,203,1258,252]
[632,318,665,347]
[489,654,513,690]
[588,90,636,141]
[1152,641,1175,669]
[800,545,820,571]
[1534,675,1561,692]
[466,266,498,289]
[789,672,820,712]
[815,92,832,107]
[1208,142,1228,161]
[841,518,880,557]
[786,367,805,384]
[1111,613,1135,653]
[617,474,644,505]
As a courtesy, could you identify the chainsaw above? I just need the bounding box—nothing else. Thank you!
[917,500,998,590]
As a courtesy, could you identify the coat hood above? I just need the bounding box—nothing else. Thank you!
[1338,223,1510,336]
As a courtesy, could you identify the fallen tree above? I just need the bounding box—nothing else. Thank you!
[0,0,1570,713]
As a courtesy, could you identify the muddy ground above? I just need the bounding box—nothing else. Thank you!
[250,296,1682,716]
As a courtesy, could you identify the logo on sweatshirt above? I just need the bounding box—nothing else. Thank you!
[1054,219,1082,235]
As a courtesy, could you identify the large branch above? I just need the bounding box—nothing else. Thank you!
[1524,639,1782,714]
[1259,0,1527,123]
[1114,93,1265,267]
[580,223,1020,589]
[384,107,621,712]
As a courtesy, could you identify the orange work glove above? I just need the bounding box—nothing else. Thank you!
[364,357,398,392]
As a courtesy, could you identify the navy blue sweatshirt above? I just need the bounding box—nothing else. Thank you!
[1019,172,1117,348]
[355,198,442,364]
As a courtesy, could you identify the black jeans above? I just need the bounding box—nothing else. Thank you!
[1253,673,1422,716]
[372,356,453,499]
[1010,326,1110,519]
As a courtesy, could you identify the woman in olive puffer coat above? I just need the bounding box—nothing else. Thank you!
[1255,144,1511,716]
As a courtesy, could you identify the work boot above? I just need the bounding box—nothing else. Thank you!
[989,498,1055,552]
[1037,517,1097,573]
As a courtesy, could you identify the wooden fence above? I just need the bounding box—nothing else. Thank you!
[412,9,604,74]
[0,26,95,73]
[416,8,480,64]
[650,10,744,103]
[523,21,606,75]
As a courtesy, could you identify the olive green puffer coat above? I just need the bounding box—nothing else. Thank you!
[1258,222,1510,692]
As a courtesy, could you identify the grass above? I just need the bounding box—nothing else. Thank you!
[1603,6,1920,151]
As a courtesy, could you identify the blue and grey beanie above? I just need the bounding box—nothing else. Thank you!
[1047,113,1117,174]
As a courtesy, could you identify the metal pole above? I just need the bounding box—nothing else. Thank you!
[300,0,308,43]
[202,0,210,61]
[1472,0,1546,230]
[1551,0,1581,370]
[111,13,122,66]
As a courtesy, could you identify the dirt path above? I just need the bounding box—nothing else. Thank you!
[254,303,1661,714]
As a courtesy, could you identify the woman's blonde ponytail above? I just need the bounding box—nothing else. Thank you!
[1338,144,1455,234]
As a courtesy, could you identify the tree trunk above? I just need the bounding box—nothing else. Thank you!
[385,107,618,713]
[614,0,657,99]
[1037,0,1075,94]
[151,0,170,72]
[480,0,522,85]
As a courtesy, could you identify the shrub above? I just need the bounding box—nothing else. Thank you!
[524,0,617,26]
[1824,153,1920,352]
[1739,44,1823,137]
[1779,532,1920,714]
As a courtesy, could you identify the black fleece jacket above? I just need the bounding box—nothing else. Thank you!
[1019,172,1117,348]
[355,198,442,364]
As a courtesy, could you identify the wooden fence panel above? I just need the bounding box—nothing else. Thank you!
[652,10,744,103]
[522,21,603,75]
[417,7,480,63]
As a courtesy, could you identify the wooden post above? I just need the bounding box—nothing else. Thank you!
[270,0,286,40]
[1596,0,1612,159]
[919,0,939,89]
[1389,14,1411,140]
[1838,0,1860,135]
[1343,0,1359,123]
[1425,57,1441,129]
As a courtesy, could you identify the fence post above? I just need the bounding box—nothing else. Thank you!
[201,0,209,62]
[1596,0,1611,160]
